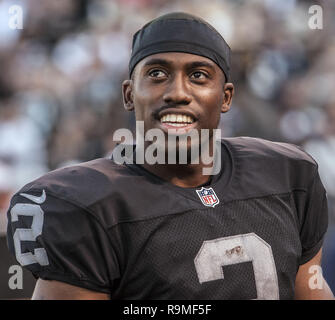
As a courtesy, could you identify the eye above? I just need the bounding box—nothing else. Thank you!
[190,71,208,79]
[148,69,167,78]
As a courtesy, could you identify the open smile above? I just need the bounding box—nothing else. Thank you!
[160,113,194,127]
[157,111,198,133]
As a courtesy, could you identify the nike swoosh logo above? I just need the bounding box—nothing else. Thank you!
[20,189,46,204]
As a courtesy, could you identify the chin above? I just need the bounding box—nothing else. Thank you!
[164,137,202,165]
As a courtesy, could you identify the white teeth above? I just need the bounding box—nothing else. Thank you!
[166,123,184,127]
[160,114,194,124]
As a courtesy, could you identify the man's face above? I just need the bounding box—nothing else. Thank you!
[122,52,234,150]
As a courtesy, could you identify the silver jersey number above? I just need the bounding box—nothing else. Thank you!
[194,233,279,299]
[10,202,49,266]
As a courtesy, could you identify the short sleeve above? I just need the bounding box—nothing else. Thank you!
[295,168,329,265]
[6,190,120,294]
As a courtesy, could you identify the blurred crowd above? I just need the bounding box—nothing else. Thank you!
[0,0,334,298]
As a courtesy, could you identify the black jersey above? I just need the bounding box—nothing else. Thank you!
[6,137,328,299]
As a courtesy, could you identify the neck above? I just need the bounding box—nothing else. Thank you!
[139,137,218,188]
[141,162,212,188]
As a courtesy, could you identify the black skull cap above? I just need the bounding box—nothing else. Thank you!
[129,12,231,81]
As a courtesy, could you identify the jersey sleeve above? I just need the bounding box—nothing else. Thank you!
[6,190,120,294]
[294,167,329,265]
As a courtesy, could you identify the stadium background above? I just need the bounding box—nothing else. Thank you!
[0,0,334,299]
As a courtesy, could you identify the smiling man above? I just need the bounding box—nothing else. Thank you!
[6,12,334,300]
[120,50,232,186]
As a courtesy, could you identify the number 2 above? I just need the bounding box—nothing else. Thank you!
[10,203,49,266]
[194,233,279,299]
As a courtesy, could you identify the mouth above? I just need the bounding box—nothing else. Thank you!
[159,113,195,127]
[155,109,198,134]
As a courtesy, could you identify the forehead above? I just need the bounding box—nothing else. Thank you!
[134,52,221,72]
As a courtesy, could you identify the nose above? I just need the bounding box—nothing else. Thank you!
[162,73,192,105]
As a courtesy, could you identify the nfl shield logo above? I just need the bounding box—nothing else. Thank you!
[196,187,220,207]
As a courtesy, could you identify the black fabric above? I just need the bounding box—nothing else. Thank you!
[112,194,301,299]
[292,169,329,265]
[6,137,328,299]
[7,193,118,294]
[129,12,231,81]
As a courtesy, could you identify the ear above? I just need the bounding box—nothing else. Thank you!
[221,83,234,113]
[122,79,134,111]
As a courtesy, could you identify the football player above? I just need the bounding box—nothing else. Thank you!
[6,12,334,299]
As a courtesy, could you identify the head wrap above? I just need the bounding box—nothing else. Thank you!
[129,12,231,81]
